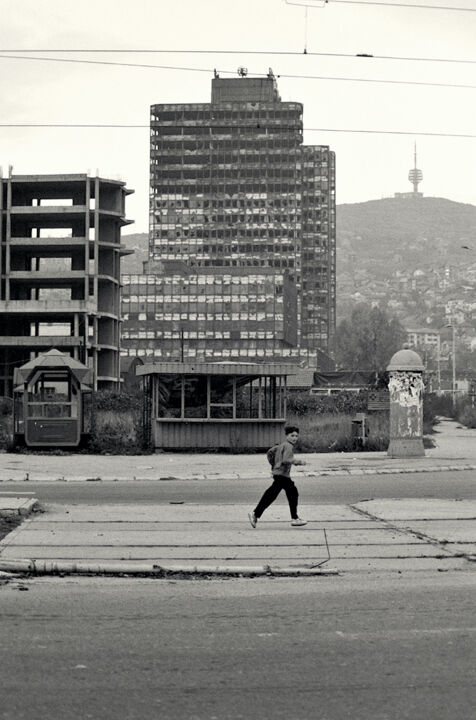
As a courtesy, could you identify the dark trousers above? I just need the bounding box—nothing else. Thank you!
[254,474,299,520]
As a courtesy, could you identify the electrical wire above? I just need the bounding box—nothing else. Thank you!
[280,73,476,90]
[330,0,476,11]
[306,127,476,137]
[0,124,149,128]
[1,48,476,67]
[0,54,475,92]
[0,123,475,138]
[287,0,476,11]
[0,54,215,74]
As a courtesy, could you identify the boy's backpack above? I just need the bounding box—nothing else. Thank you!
[266,444,279,467]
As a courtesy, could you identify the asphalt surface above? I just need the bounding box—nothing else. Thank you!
[2,469,476,506]
[1,573,475,720]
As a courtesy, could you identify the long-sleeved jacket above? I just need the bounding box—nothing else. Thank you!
[272,440,295,478]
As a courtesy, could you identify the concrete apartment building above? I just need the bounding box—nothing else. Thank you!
[0,173,133,396]
[121,71,336,365]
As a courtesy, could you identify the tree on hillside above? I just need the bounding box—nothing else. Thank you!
[450,344,476,376]
[334,304,406,371]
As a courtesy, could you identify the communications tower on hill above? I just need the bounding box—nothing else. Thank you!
[395,143,423,199]
[408,143,423,194]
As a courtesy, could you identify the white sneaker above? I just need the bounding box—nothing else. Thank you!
[248,511,257,528]
[291,517,307,527]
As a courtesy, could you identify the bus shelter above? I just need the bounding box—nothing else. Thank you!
[13,349,93,448]
[137,362,292,451]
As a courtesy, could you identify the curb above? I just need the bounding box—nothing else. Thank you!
[0,498,39,517]
[0,558,339,578]
[1,464,476,483]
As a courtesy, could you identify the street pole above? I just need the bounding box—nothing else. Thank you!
[451,324,456,406]
[437,333,441,392]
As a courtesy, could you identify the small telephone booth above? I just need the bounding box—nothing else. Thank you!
[13,349,93,448]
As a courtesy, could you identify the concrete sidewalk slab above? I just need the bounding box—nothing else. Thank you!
[39,503,359,522]
[0,544,448,560]
[402,521,476,543]
[4,526,426,547]
[25,519,378,532]
[354,499,476,559]
[354,498,476,520]
[1,500,474,576]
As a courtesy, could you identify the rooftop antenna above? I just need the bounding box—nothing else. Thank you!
[408,142,423,194]
[304,5,308,53]
[285,0,328,52]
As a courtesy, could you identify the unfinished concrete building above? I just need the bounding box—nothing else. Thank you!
[0,173,133,396]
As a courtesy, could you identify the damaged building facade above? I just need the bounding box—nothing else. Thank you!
[0,173,133,396]
[121,72,335,364]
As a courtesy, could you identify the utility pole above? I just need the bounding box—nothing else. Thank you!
[451,323,456,406]
[437,333,441,392]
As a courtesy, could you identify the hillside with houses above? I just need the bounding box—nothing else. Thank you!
[337,197,476,347]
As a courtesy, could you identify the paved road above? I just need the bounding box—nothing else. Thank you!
[1,572,475,720]
[2,469,476,506]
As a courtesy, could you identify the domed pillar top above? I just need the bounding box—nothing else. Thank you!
[386,345,425,373]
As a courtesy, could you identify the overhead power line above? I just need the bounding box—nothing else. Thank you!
[0,123,475,138]
[282,73,476,90]
[0,54,214,74]
[330,0,476,11]
[307,127,476,137]
[0,54,475,92]
[288,0,476,11]
[1,48,476,66]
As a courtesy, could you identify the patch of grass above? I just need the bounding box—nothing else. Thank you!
[289,412,351,452]
[287,411,389,452]
[0,514,23,543]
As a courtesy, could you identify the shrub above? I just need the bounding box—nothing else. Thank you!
[456,405,476,429]
[87,409,145,454]
[0,397,13,417]
[86,388,148,454]
[287,391,367,417]
[423,393,455,426]
[0,419,12,451]
[0,398,13,450]
[426,393,476,429]
[93,389,142,414]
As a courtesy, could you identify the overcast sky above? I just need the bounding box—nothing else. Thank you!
[1,0,475,232]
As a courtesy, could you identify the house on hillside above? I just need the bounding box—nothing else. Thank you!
[406,327,440,354]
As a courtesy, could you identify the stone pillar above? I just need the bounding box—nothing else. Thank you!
[387,347,425,458]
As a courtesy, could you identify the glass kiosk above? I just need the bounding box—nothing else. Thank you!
[13,349,93,448]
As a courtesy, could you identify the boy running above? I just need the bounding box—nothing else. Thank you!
[248,425,307,528]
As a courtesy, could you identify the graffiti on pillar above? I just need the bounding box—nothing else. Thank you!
[388,371,425,407]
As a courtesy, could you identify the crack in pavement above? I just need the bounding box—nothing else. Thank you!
[349,503,476,563]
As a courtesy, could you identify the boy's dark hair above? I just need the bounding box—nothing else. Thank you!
[284,424,299,435]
